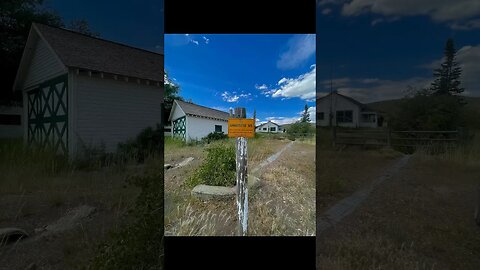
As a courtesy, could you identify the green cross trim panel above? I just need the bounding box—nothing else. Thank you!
[172,116,186,141]
[27,74,68,155]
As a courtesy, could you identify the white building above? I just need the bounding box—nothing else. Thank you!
[255,120,282,133]
[13,23,163,155]
[317,91,383,128]
[168,99,229,141]
[0,106,23,138]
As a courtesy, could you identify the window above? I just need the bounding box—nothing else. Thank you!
[215,125,222,133]
[361,113,376,123]
[263,127,267,131]
[336,110,353,123]
[318,112,324,120]
[270,127,276,132]
[0,114,21,125]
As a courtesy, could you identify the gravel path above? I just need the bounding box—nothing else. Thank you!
[317,154,411,234]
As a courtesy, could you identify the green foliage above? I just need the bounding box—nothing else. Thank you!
[390,89,465,131]
[1,1,98,104]
[431,38,464,96]
[0,137,69,175]
[164,136,186,148]
[300,104,311,123]
[287,122,314,135]
[389,38,468,132]
[201,131,228,144]
[1,0,63,103]
[163,72,183,123]
[89,171,163,269]
[186,143,236,187]
[117,124,163,162]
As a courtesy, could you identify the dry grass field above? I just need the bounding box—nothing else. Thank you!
[0,138,160,269]
[164,136,315,236]
[316,131,480,269]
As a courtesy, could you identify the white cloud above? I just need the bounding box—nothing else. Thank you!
[277,34,316,70]
[265,116,300,125]
[221,91,253,103]
[264,65,316,100]
[301,106,317,123]
[164,73,176,85]
[203,36,210,44]
[322,8,332,15]
[317,43,480,102]
[212,106,233,112]
[182,33,200,45]
[221,91,239,102]
[262,106,316,125]
[335,77,432,103]
[255,84,268,90]
[336,0,480,28]
[450,18,480,30]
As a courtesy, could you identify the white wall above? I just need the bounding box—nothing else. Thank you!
[0,106,23,138]
[317,94,360,128]
[21,37,65,90]
[170,102,186,121]
[359,112,378,128]
[186,116,228,141]
[256,122,280,133]
[73,74,162,153]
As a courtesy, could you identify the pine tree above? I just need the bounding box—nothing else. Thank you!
[430,38,464,96]
[300,104,311,123]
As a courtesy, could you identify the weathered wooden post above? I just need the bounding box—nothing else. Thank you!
[475,184,480,227]
[228,107,254,236]
[387,127,392,147]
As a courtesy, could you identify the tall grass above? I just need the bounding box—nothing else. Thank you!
[0,138,70,177]
[416,131,480,168]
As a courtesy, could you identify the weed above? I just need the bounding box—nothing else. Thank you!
[185,143,236,188]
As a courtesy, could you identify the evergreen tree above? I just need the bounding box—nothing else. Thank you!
[163,71,183,123]
[68,19,100,37]
[430,38,464,96]
[300,104,311,123]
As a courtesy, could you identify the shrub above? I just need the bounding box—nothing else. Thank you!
[89,171,163,269]
[201,132,228,144]
[186,143,236,187]
[117,124,163,162]
[287,122,314,136]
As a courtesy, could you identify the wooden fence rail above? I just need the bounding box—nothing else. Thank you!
[334,128,460,148]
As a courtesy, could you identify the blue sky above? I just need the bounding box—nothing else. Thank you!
[317,0,480,103]
[165,34,316,125]
[46,0,164,53]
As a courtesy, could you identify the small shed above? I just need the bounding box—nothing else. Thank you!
[255,120,282,133]
[168,100,229,142]
[13,23,164,155]
[317,91,383,128]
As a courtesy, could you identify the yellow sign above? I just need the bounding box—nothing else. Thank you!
[228,118,255,138]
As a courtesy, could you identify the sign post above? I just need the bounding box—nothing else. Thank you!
[228,107,254,236]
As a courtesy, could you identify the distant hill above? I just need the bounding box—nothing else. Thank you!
[281,122,316,130]
[368,96,480,115]
[368,96,480,129]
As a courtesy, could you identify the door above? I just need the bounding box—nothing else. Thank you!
[27,74,68,154]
